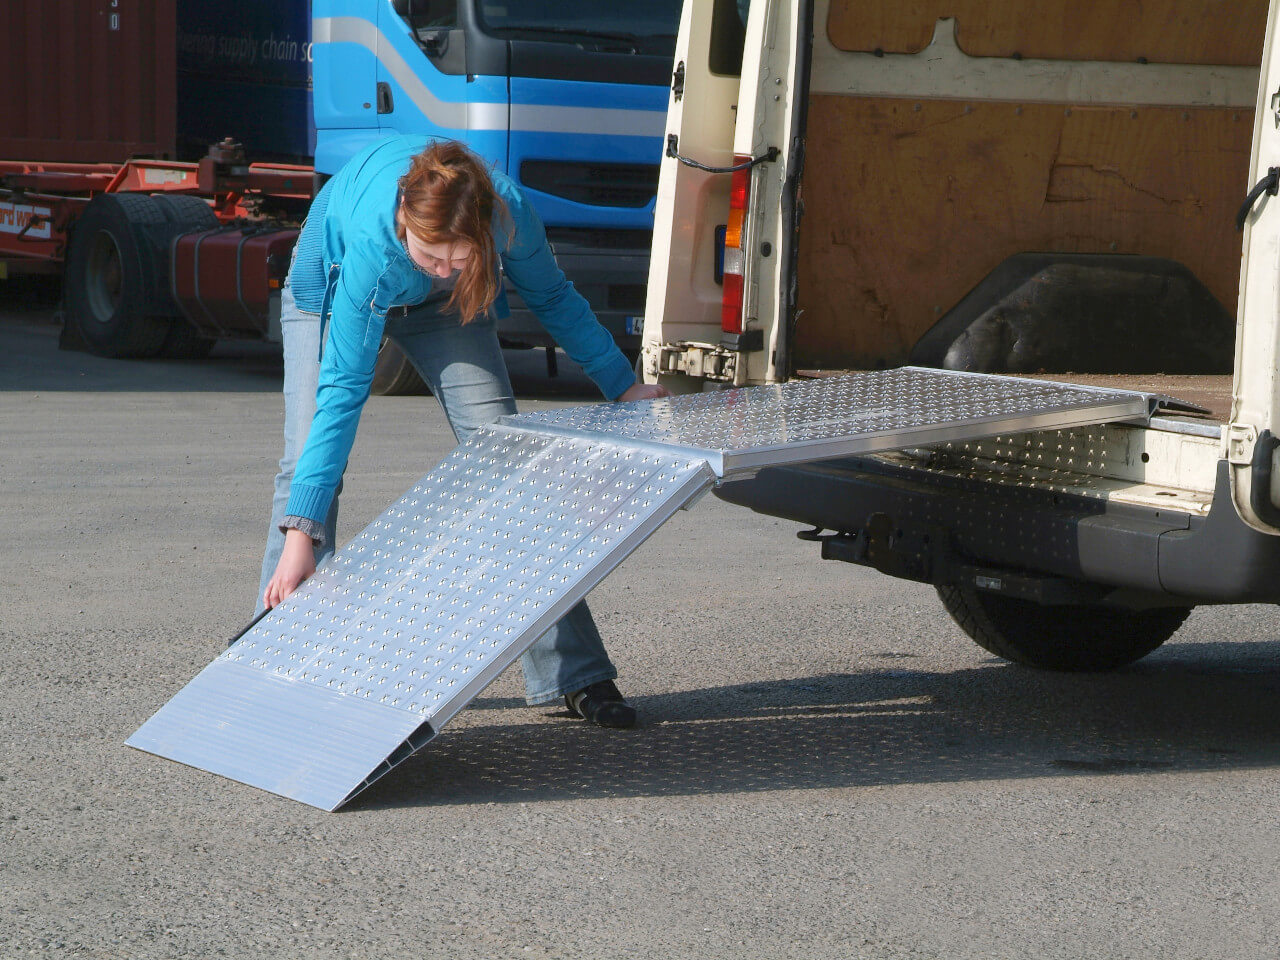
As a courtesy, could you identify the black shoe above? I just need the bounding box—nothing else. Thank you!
[565,680,636,729]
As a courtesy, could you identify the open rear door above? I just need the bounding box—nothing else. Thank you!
[726,0,811,386]
[642,1,748,390]
[1230,0,1280,533]
[640,0,808,391]
[643,0,810,389]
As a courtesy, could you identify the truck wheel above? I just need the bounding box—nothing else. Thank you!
[937,583,1191,671]
[65,193,171,358]
[151,193,219,230]
[151,195,220,359]
[371,336,430,395]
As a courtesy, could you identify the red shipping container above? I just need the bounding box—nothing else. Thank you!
[0,0,176,164]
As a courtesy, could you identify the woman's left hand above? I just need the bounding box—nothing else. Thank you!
[263,528,318,610]
[616,382,672,402]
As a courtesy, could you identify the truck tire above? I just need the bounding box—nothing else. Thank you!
[151,195,220,359]
[371,336,430,395]
[65,193,171,358]
[937,583,1191,671]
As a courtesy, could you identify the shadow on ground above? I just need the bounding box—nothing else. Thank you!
[2,305,598,400]
[2,315,285,393]
[354,639,1280,809]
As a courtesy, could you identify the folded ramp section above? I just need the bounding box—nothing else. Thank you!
[503,368,1154,477]
[129,368,1153,810]
[128,428,714,810]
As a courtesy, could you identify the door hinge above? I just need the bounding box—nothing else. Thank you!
[656,341,739,381]
[1226,422,1257,464]
[672,61,685,102]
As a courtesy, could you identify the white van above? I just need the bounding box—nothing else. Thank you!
[642,0,1280,669]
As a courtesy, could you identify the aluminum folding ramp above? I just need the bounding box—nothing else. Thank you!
[128,369,1157,810]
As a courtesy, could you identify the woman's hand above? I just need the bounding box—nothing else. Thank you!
[263,528,317,610]
[616,382,672,403]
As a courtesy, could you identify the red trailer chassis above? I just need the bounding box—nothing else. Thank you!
[0,142,316,356]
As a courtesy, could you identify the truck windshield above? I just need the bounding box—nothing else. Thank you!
[476,0,681,53]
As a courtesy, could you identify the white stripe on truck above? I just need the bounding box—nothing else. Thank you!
[314,17,666,137]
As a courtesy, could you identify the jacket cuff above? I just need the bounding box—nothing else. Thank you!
[283,482,334,531]
[595,350,638,401]
[280,515,327,548]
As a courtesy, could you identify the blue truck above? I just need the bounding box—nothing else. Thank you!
[23,0,676,386]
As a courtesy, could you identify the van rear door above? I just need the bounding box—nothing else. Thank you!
[643,0,808,389]
[644,2,757,389]
[1230,0,1280,533]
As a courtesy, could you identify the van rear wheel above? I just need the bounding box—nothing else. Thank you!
[937,582,1191,671]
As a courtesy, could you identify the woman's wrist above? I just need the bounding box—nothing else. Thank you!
[280,515,325,546]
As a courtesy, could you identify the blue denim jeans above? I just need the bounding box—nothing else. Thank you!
[257,275,619,705]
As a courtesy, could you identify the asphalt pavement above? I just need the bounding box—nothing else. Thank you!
[2,291,1280,959]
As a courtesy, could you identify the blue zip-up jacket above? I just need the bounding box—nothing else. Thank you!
[283,136,637,527]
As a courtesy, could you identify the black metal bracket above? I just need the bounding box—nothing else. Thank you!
[12,214,49,242]
[721,329,764,352]
[805,513,1109,605]
[808,512,945,583]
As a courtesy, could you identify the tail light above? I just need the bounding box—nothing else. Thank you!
[720,155,752,334]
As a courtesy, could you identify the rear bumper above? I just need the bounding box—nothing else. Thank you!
[715,456,1280,604]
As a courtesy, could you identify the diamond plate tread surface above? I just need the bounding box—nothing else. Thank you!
[503,368,1151,476]
[230,429,709,723]
[129,369,1155,810]
[129,428,712,810]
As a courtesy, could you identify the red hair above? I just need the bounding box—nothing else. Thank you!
[397,141,508,322]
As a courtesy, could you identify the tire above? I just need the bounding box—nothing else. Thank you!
[151,195,220,359]
[937,582,1191,671]
[151,193,219,230]
[371,336,430,395]
[64,193,172,358]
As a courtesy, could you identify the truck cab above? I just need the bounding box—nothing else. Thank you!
[312,0,678,366]
[644,0,1280,670]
